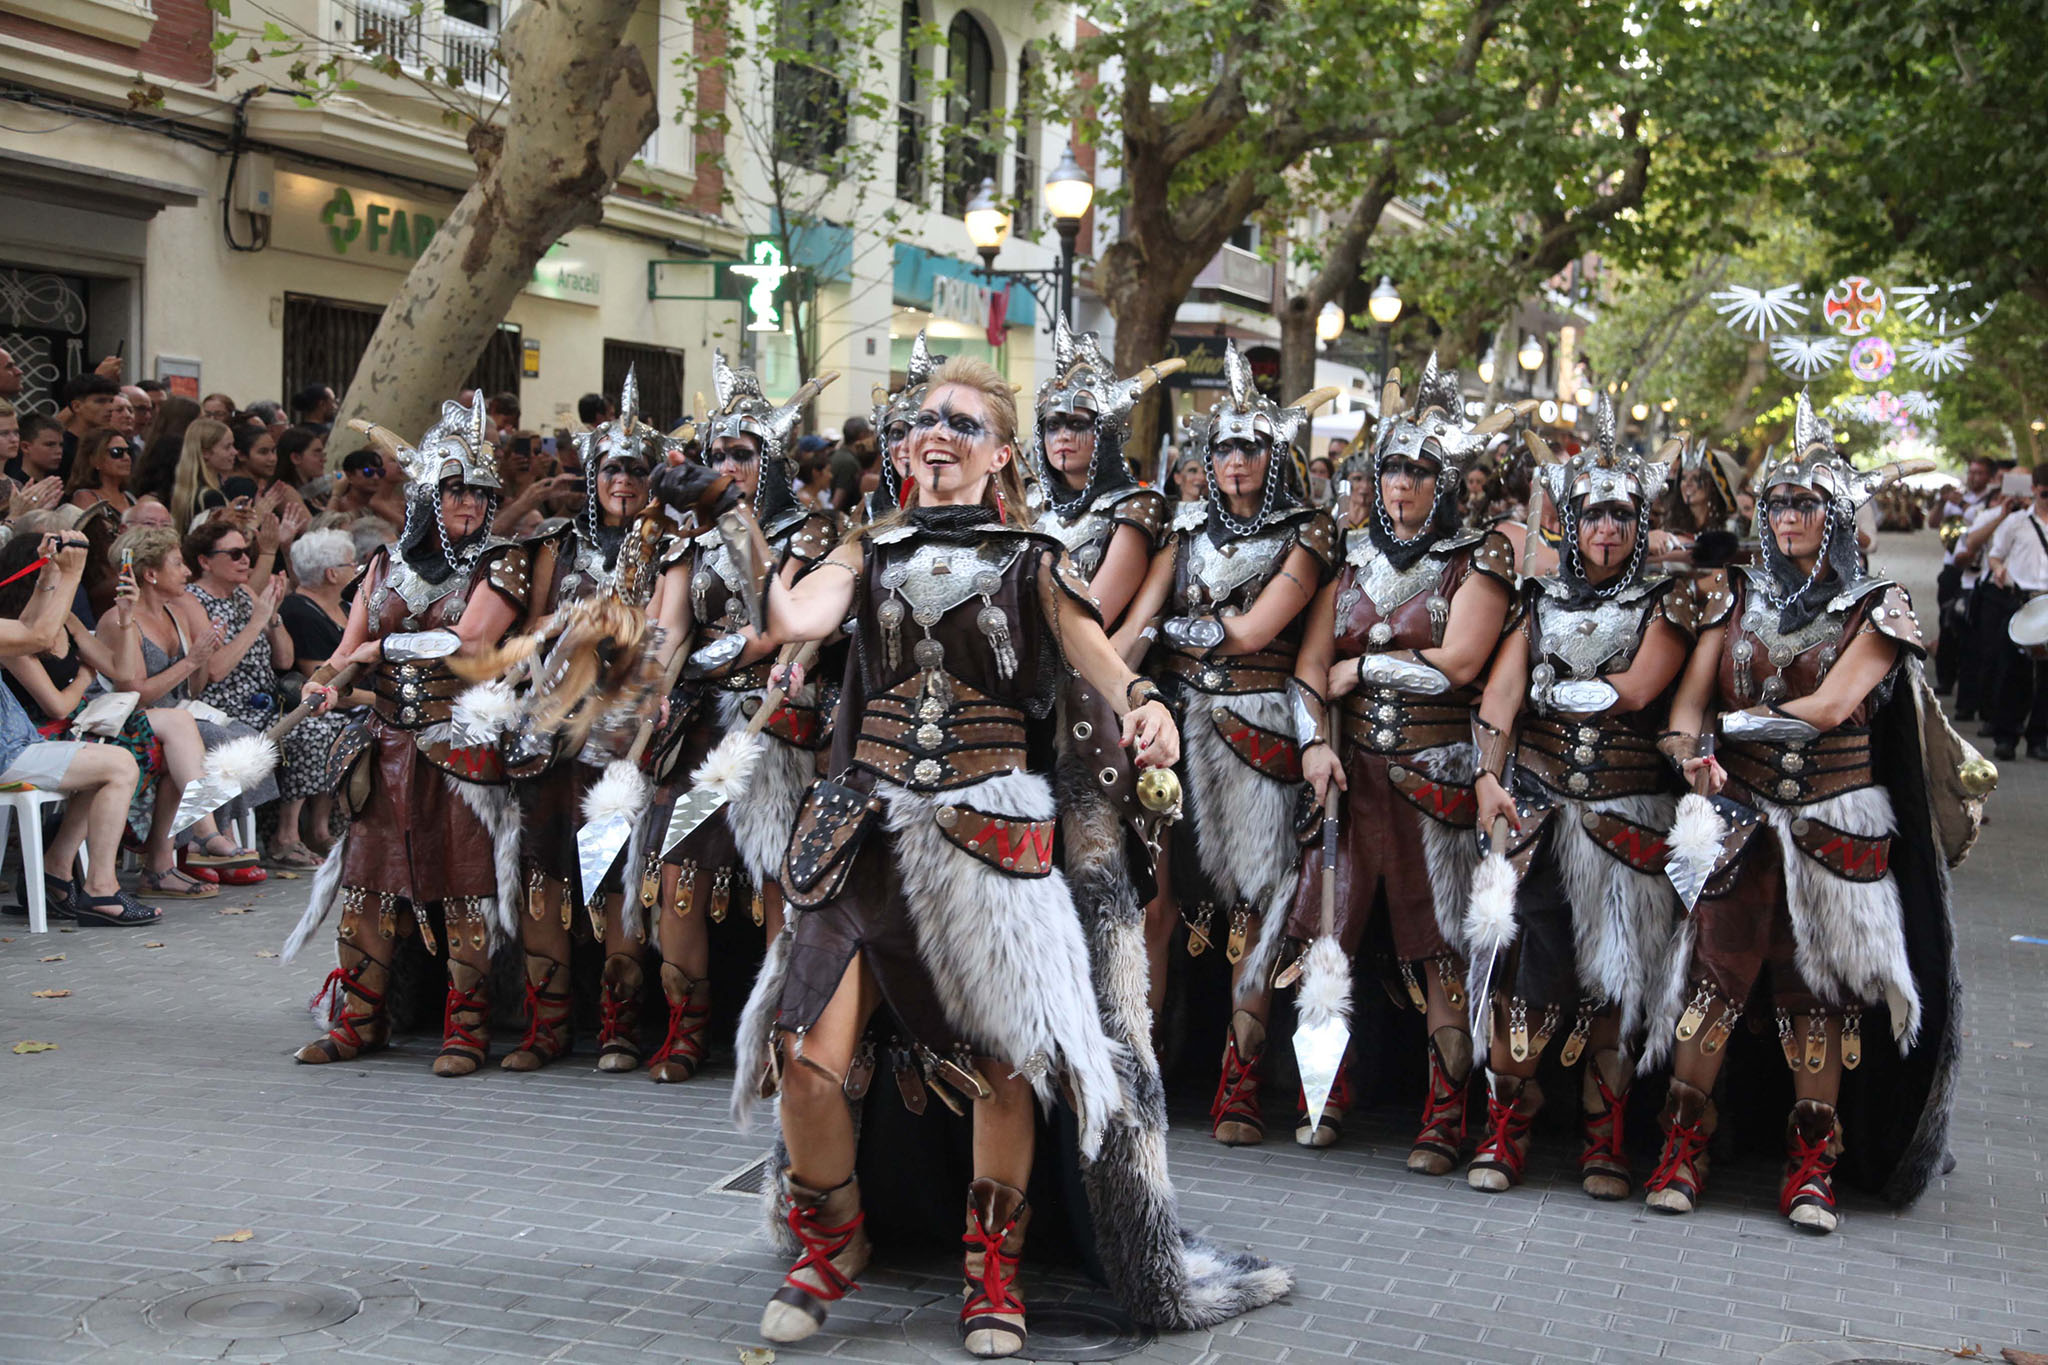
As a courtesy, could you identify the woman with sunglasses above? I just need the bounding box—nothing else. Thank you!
[1249,359,1520,1157]
[64,428,137,513]
[1645,393,1958,1234]
[732,354,1287,1359]
[633,352,839,1086]
[1461,401,1690,1201]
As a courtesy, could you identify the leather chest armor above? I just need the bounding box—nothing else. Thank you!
[1516,580,1668,799]
[850,529,1051,792]
[1334,530,1502,756]
[1164,506,1331,696]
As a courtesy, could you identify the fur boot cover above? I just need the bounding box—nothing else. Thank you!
[282,822,352,963]
[1184,689,1311,999]
[447,775,522,949]
[1412,741,1482,958]
[712,690,816,887]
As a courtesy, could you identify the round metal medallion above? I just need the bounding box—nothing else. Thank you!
[1574,746,1596,764]
[913,758,944,785]
[916,724,946,751]
[935,805,960,828]
[1369,622,1395,646]
[1578,726,1601,745]
[1777,779,1801,800]
[919,696,945,721]
[1201,668,1225,690]
[1377,704,1400,723]
[1781,751,1805,773]
[1790,818,1810,835]
[1374,728,1397,750]
[1568,772,1591,794]
[1581,810,1601,830]
[1388,764,1408,781]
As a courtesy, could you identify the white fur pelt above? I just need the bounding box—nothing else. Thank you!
[884,771,1127,1157]
[1756,784,1921,1047]
[446,774,522,951]
[1641,914,1695,1072]
[712,690,816,887]
[729,924,793,1130]
[1551,792,1680,1044]
[1294,933,1353,1034]
[282,823,351,963]
[1411,741,1482,956]
[1186,689,1311,999]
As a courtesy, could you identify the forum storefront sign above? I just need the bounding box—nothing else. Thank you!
[270,171,602,306]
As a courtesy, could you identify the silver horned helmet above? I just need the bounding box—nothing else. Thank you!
[1530,396,1668,600]
[1033,317,1185,518]
[351,391,500,573]
[1369,353,1514,551]
[575,365,667,553]
[1195,339,1337,538]
[870,331,945,512]
[699,348,838,529]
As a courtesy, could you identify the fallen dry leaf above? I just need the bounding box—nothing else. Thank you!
[143,941,165,949]
[254,950,277,959]
[2013,1041,2034,1049]
[216,907,250,916]
[12,1040,57,1054]
[31,989,71,999]
[210,1229,254,1243]
[38,954,63,963]
[738,1348,776,1365]
[277,871,300,880]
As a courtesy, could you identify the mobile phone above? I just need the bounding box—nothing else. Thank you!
[119,547,134,583]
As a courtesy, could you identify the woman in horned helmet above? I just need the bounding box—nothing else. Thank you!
[1113,340,1340,1142]
[1461,399,1691,1198]
[860,331,941,525]
[728,354,1286,1359]
[1275,358,1519,1155]
[632,349,839,1084]
[1652,436,1746,570]
[1031,320,1183,630]
[1646,393,1959,1233]
[284,395,535,1076]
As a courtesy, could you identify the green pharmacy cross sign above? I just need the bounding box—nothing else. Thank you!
[647,238,812,329]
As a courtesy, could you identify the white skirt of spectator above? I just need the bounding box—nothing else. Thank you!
[0,739,87,790]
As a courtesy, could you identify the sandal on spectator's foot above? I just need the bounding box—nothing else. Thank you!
[70,888,162,927]
[3,874,78,920]
[268,844,323,869]
[186,834,258,867]
[139,867,219,899]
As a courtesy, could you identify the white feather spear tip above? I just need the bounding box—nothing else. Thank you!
[452,680,520,745]
[1464,847,1521,958]
[1294,934,1353,1033]
[581,759,653,825]
[1667,792,1724,867]
[207,733,280,789]
[691,727,765,803]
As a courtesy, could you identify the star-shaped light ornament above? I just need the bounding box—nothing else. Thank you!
[1711,284,1808,340]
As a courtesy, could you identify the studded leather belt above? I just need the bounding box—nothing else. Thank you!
[1723,730,1874,805]
[715,658,774,693]
[1164,649,1294,696]
[1518,714,1665,799]
[371,659,465,730]
[739,691,829,750]
[853,677,1028,791]
[1338,686,1475,756]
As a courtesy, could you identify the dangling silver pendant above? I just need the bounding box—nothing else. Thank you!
[878,596,905,670]
[977,598,1018,679]
[914,635,952,708]
[1427,593,1450,647]
[1732,637,1755,703]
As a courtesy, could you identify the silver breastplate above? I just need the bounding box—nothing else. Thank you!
[1039,504,1112,576]
[372,560,467,630]
[690,530,752,630]
[1345,533,1448,617]
[1186,526,1286,609]
[1531,590,1649,681]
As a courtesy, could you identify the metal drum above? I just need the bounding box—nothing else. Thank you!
[2008,595,2048,660]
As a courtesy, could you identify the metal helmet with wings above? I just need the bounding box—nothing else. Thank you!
[347,390,501,572]
[1527,396,1670,600]
[1033,317,1185,518]
[1367,353,1520,562]
[698,348,838,531]
[869,331,945,512]
[1189,339,1338,538]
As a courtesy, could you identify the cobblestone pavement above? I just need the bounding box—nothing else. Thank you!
[3,531,2044,1365]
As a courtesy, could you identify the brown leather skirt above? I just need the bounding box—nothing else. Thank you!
[1285,749,1455,964]
[1688,829,1826,1014]
[338,715,501,905]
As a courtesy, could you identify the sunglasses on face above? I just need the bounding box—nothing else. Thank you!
[207,546,252,562]
[104,444,131,458]
[1043,414,1097,436]
[1764,495,1826,521]
[1380,457,1439,483]
[351,465,385,479]
[911,410,990,441]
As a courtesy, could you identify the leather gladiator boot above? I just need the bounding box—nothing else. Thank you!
[760,1172,871,1344]
[960,1177,1031,1358]
[1645,1078,1717,1214]
[501,953,572,1072]
[295,937,390,1063]
[432,956,491,1077]
[647,963,710,1083]
[1409,1026,1473,1175]
[1209,1011,1266,1146]
[1294,1062,1354,1149]
[595,953,645,1074]
[1780,1099,1844,1234]
[1468,1072,1544,1191]
[1578,1049,1633,1200]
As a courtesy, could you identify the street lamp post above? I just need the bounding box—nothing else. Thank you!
[1367,275,1401,388]
[965,144,1096,332]
[1516,333,1545,397]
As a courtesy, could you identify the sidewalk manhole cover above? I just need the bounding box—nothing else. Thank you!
[79,1266,417,1358]
[715,1158,772,1195]
[1024,1301,1156,1360]
[145,1281,360,1337]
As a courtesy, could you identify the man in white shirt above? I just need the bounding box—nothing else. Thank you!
[1984,464,2048,760]
[1935,456,1996,705]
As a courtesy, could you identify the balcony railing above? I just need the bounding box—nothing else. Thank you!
[347,0,505,97]
[1193,244,1277,306]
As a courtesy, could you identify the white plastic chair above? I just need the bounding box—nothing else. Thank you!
[0,789,89,935]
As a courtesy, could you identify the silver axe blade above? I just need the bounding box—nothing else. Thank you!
[1293,782,1348,1133]
[660,638,822,858]
[1663,738,1728,913]
[170,663,360,837]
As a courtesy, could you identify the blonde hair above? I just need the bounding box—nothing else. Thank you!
[113,524,183,583]
[861,357,1030,536]
[171,417,231,531]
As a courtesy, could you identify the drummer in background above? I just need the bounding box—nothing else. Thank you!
[1935,456,1999,722]
[1982,462,2048,761]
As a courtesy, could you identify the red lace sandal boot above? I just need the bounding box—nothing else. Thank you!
[1294,1062,1353,1149]
[1578,1048,1632,1200]
[1209,1011,1266,1146]
[595,953,644,1074]
[961,1177,1030,1359]
[294,943,389,1063]
[1409,1025,1472,1175]
[431,958,491,1077]
[1467,1072,1543,1191]
[647,963,710,1084]
[1645,1078,1716,1214]
[760,1172,870,1344]
[501,953,572,1072]
[1780,1099,1843,1234]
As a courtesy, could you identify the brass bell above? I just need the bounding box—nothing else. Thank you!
[1136,767,1183,816]
[1958,744,1999,799]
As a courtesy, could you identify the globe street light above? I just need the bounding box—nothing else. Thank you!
[1477,347,1496,386]
[1366,276,1401,388]
[1516,334,1544,397]
[964,178,1010,261]
[1631,401,1650,422]
[1317,300,1345,343]
[967,145,1097,330]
